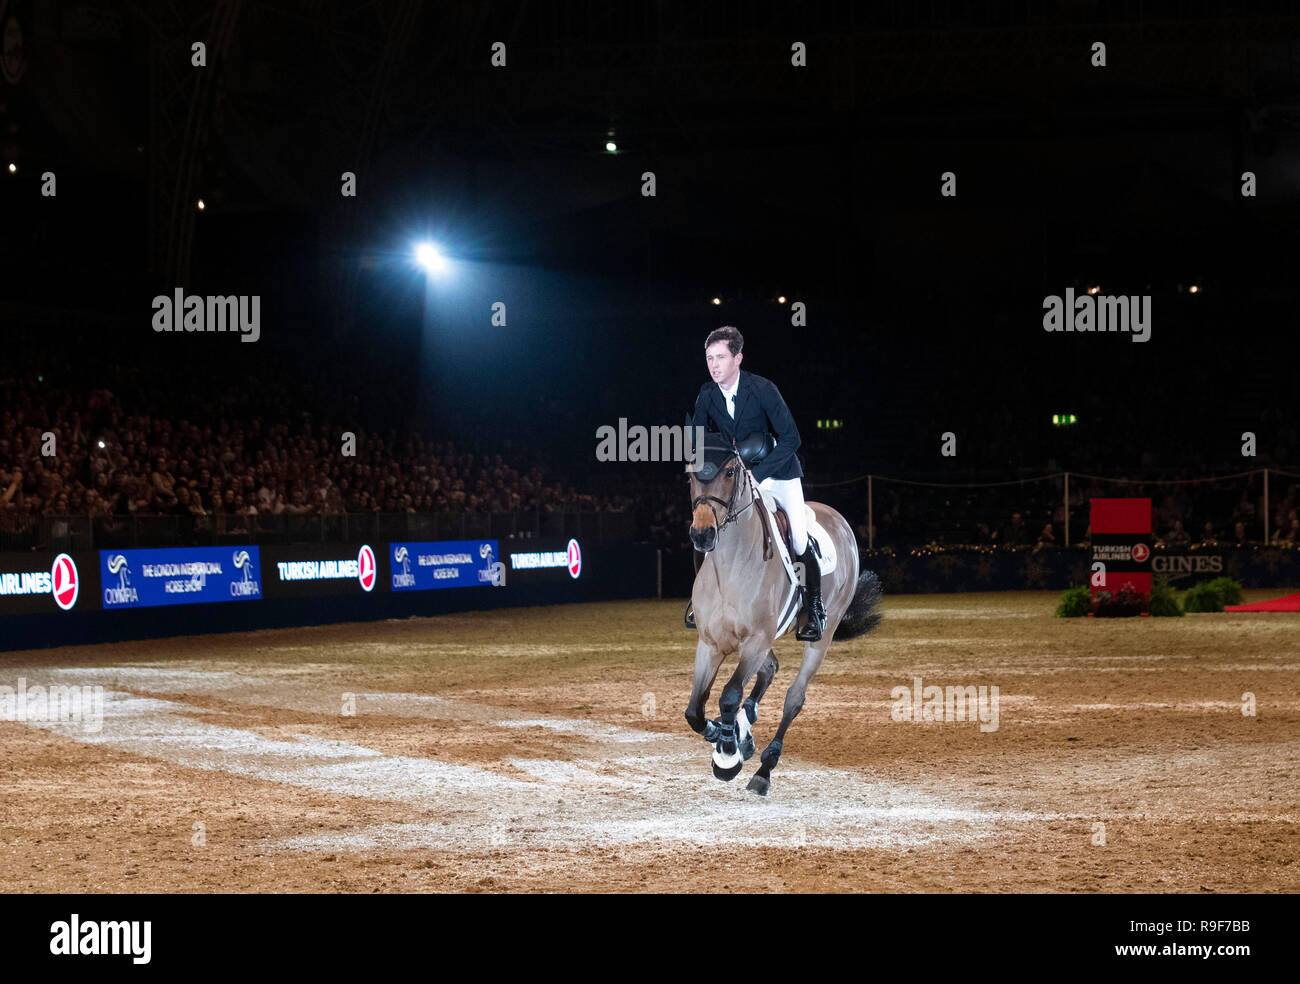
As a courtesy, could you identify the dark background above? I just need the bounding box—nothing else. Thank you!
[3,0,1297,507]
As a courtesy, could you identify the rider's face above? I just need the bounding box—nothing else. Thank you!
[705,342,742,388]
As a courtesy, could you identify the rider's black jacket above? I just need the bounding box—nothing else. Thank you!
[691,370,803,483]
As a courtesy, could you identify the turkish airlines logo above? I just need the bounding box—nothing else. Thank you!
[51,554,79,611]
[357,544,376,592]
[567,538,582,579]
[1131,542,1150,563]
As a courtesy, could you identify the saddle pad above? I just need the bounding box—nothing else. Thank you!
[755,486,839,581]
[753,487,838,640]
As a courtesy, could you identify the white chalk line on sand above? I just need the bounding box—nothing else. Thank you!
[5,663,1049,852]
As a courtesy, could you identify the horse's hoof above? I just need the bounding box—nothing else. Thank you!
[712,758,743,782]
[746,774,770,796]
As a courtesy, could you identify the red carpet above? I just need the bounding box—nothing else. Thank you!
[1225,593,1300,612]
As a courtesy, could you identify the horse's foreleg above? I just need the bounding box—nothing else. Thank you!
[712,643,769,781]
[684,638,725,740]
[747,642,828,796]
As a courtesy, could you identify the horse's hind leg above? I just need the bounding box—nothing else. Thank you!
[742,649,778,726]
[747,642,827,797]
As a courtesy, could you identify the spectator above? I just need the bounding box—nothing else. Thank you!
[999,512,1027,546]
[1229,520,1249,548]
[257,475,284,515]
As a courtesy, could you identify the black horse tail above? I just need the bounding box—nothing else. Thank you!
[832,569,883,641]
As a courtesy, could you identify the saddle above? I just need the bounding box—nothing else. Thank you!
[770,505,821,566]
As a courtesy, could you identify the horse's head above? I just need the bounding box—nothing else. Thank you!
[687,435,746,552]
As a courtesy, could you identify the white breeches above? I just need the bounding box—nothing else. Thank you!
[758,475,808,555]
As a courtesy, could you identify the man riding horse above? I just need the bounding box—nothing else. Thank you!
[685,326,825,641]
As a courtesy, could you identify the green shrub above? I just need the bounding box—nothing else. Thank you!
[1055,584,1092,617]
[1149,582,1184,617]
[1205,576,1244,607]
[1182,581,1224,612]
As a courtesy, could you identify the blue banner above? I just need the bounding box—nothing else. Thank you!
[388,540,502,591]
[99,546,263,610]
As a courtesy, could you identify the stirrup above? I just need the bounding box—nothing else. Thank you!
[796,599,824,641]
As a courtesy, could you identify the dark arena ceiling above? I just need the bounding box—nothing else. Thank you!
[8,1,1300,299]
[4,1,1299,474]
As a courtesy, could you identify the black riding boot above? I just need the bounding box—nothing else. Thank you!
[795,541,825,641]
[684,549,704,628]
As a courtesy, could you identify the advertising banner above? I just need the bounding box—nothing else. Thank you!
[260,543,383,598]
[388,539,502,591]
[504,538,584,583]
[98,546,263,610]
[0,551,98,616]
[1151,549,1225,585]
[1090,498,1152,605]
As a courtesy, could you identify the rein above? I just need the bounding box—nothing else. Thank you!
[691,454,774,562]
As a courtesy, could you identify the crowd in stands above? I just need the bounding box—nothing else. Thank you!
[0,352,635,542]
[2,336,1297,553]
[859,480,1300,550]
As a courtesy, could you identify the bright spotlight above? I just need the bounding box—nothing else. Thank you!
[6,163,15,173]
[711,297,721,306]
[196,199,205,210]
[605,141,617,153]
[415,241,448,274]
[97,441,106,449]
[777,295,786,304]
[1189,284,1200,293]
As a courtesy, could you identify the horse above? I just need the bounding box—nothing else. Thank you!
[684,433,882,795]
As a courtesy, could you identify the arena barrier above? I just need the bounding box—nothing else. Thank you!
[836,544,1296,596]
[0,538,656,652]
[656,541,1300,599]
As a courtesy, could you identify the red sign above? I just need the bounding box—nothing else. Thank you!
[357,544,376,592]
[566,538,582,579]
[52,553,79,611]
[1090,498,1152,608]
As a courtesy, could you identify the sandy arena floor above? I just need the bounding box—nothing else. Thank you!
[1,590,1297,893]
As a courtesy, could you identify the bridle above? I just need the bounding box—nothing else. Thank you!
[689,451,774,560]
